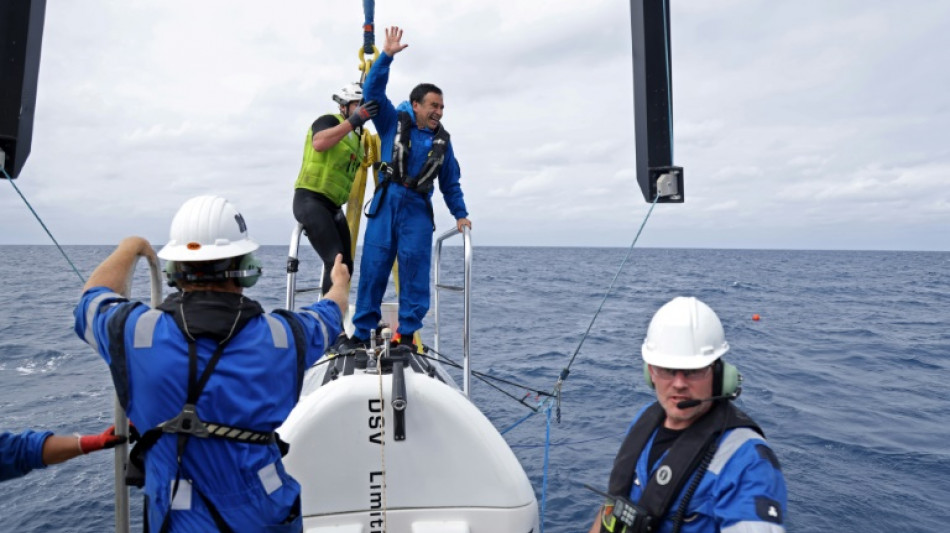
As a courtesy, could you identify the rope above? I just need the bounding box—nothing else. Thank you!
[509,433,622,449]
[419,348,553,410]
[525,193,661,530]
[539,403,553,533]
[3,166,86,283]
[550,192,661,422]
[501,407,542,436]
[374,347,388,532]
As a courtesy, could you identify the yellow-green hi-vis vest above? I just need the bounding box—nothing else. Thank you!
[294,114,365,206]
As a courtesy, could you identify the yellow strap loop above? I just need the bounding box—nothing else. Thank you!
[361,131,381,170]
[358,45,380,77]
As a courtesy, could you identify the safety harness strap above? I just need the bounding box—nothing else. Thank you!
[605,402,762,532]
[159,339,235,532]
[127,341,277,467]
[127,417,278,489]
[114,295,268,531]
[105,300,140,411]
[607,403,665,509]
[126,307,302,487]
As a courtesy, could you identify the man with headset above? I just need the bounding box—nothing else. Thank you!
[588,297,787,533]
[74,195,348,532]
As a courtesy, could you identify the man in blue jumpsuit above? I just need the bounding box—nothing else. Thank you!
[74,195,348,532]
[589,297,787,533]
[1,427,124,482]
[348,26,471,348]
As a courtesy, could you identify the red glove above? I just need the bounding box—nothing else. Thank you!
[79,425,128,454]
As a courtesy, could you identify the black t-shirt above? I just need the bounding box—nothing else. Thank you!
[648,425,684,471]
[312,114,340,134]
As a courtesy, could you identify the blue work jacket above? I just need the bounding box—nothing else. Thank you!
[75,287,342,532]
[623,405,788,533]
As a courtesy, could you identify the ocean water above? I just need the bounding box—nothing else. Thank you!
[1,244,948,532]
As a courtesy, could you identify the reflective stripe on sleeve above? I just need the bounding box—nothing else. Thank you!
[133,310,162,348]
[265,315,289,348]
[709,427,763,475]
[300,309,329,347]
[84,291,125,351]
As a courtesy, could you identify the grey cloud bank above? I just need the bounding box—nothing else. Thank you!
[4,0,948,251]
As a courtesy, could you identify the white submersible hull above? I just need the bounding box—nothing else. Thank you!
[280,347,539,533]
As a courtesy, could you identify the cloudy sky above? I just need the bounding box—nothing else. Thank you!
[4,0,949,250]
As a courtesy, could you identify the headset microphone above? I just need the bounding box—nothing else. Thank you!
[676,391,740,410]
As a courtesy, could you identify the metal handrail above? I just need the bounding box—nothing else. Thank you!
[432,226,472,395]
[285,222,328,309]
[286,223,305,309]
[114,253,163,533]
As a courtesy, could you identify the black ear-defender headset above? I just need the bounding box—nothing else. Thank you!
[164,254,262,288]
[642,359,742,398]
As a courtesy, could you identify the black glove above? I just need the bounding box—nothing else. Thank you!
[346,100,379,129]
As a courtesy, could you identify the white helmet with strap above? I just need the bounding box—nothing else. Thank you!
[157,195,259,262]
[641,297,729,369]
[332,83,363,106]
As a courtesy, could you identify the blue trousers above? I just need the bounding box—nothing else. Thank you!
[353,184,433,340]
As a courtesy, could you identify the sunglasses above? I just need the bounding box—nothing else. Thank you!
[650,365,712,381]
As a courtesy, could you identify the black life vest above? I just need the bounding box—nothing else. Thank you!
[603,401,763,532]
[364,111,450,229]
[387,110,450,195]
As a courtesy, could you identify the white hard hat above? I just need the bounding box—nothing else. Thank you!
[332,83,363,106]
[157,195,259,262]
[641,297,729,369]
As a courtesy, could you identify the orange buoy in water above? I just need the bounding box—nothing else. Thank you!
[752,314,761,321]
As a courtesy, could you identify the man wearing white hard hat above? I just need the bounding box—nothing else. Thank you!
[589,297,787,533]
[293,82,378,295]
[74,195,348,532]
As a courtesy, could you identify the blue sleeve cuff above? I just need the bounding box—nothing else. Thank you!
[1,430,53,481]
[29,431,53,469]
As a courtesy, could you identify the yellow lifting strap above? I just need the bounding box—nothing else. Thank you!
[346,130,379,256]
[347,43,381,251]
